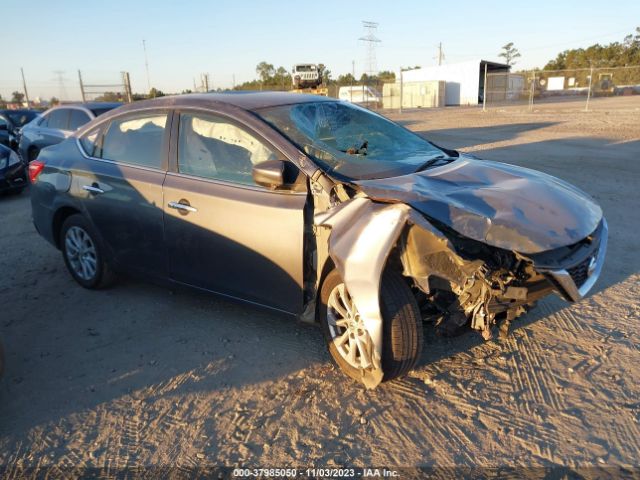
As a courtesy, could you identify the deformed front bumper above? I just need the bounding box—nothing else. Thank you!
[541,219,608,302]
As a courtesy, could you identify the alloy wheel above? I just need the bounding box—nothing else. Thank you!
[326,283,372,369]
[65,226,97,281]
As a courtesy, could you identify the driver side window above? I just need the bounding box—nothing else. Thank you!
[177,112,279,187]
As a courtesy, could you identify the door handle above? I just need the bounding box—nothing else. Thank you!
[82,185,104,194]
[168,201,197,213]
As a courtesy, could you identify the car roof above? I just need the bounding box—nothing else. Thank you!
[113,92,336,115]
[53,102,122,110]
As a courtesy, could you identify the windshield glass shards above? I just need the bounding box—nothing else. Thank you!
[257,101,453,180]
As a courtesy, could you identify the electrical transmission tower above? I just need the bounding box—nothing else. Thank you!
[359,21,381,77]
[53,70,68,101]
[143,39,151,91]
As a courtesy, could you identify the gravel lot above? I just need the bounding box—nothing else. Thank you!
[1,96,639,476]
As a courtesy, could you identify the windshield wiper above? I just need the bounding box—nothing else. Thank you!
[414,155,454,172]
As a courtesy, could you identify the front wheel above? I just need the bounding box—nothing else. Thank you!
[319,269,423,384]
[60,214,116,289]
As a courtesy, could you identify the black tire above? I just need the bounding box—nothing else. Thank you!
[319,268,423,384]
[60,214,116,289]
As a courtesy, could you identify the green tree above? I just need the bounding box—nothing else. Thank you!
[336,73,356,85]
[95,91,121,102]
[545,27,640,70]
[49,97,60,106]
[0,94,5,109]
[148,87,164,98]
[499,42,521,66]
[274,66,290,89]
[11,91,25,103]
[256,61,275,83]
[378,70,396,83]
[322,67,332,85]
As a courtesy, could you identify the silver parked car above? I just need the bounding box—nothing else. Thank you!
[29,93,607,388]
[18,102,121,162]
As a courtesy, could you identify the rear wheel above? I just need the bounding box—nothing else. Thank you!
[319,269,423,384]
[60,214,115,289]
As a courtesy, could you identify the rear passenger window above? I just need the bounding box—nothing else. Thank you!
[101,113,168,168]
[79,127,102,157]
[68,110,91,130]
[177,112,277,185]
[47,109,70,130]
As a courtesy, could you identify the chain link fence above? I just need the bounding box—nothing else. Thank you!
[483,66,640,111]
[0,70,132,109]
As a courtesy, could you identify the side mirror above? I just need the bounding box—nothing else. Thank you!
[252,160,286,189]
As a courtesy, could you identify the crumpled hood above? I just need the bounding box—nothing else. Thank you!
[355,155,603,254]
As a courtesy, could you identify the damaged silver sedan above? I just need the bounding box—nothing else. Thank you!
[30,93,607,388]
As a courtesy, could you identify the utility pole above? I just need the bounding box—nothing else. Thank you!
[399,68,404,114]
[528,72,535,112]
[232,74,236,89]
[123,71,133,103]
[203,73,210,92]
[482,63,488,112]
[351,60,355,103]
[78,70,86,102]
[143,39,151,92]
[20,68,31,106]
[585,66,594,112]
[437,42,444,66]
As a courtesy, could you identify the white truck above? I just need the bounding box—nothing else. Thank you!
[291,64,324,89]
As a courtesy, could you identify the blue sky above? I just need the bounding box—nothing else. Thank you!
[1,0,638,101]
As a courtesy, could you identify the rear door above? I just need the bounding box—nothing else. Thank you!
[76,110,171,278]
[163,110,307,314]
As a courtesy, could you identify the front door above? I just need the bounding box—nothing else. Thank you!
[163,110,306,314]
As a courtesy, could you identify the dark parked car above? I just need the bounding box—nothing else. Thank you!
[0,109,40,150]
[0,143,27,194]
[18,102,121,162]
[29,93,607,388]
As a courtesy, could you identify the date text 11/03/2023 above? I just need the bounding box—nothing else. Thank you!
[232,468,400,478]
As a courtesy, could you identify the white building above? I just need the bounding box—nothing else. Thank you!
[400,59,510,106]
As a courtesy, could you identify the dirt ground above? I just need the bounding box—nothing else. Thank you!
[0,96,639,476]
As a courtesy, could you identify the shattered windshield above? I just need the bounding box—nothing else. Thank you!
[257,101,448,180]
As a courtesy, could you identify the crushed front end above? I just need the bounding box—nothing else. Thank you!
[398,214,607,340]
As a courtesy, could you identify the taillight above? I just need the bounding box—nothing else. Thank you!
[29,160,45,183]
